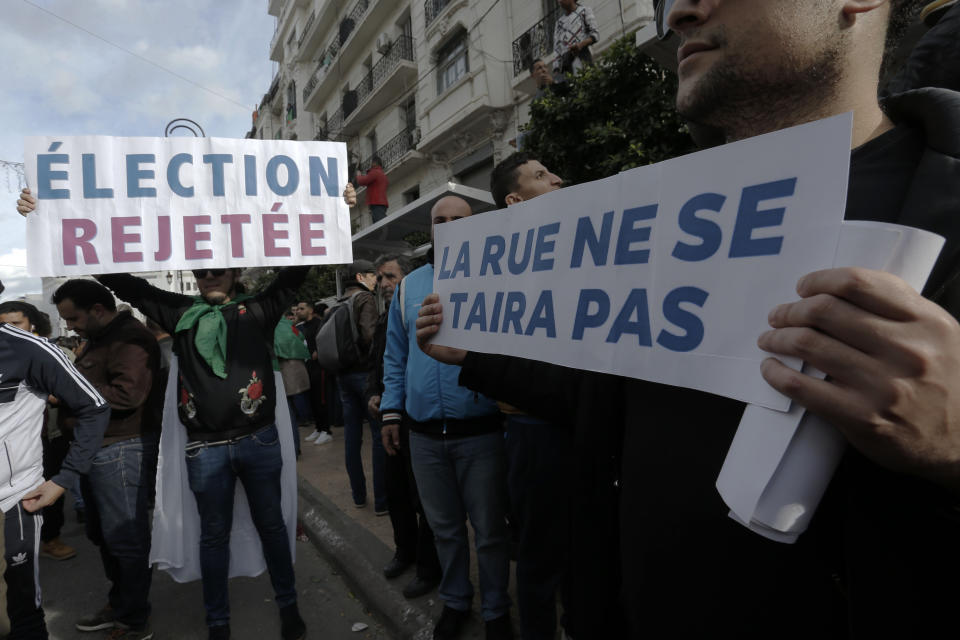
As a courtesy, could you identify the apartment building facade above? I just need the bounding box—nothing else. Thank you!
[252,0,654,239]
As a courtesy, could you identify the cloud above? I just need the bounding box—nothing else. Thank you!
[0,248,41,300]
[165,45,224,72]
[0,0,276,286]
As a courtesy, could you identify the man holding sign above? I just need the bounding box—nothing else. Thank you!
[418,0,960,636]
[109,267,311,640]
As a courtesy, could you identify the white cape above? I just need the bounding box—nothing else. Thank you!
[149,356,298,582]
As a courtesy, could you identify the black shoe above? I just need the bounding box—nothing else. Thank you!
[106,624,154,640]
[485,614,513,640]
[433,606,469,640]
[280,603,306,640]
[403,574,440,599]
[383,554,412,579]
[76,606,116,632]
[208,625,230,640]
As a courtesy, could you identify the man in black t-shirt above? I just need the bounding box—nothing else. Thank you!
[417,0,960,636]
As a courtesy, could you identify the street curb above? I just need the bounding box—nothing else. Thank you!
[297,475,440,640]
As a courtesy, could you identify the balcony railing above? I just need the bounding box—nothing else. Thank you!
[511,8,561,76]
[297,10,315,49]
[424,0,452,27]
[351,36,415,113]
[360,129,418,174]
[340,0,369,45]
[328,107,344,139]
[302,40,339,103]
[301,0,374,105]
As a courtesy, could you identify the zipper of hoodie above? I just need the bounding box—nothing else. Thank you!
[435,356,447,436]
[4,442,13,487]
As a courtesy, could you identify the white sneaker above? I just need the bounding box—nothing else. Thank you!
[313,432,333,445]
[305,430,321,442]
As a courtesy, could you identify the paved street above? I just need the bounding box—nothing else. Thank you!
[39,513,390,640]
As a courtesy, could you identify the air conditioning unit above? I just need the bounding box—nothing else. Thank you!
[376,33,392,54]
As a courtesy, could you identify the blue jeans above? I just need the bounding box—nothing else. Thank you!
[82,434,159,629]
[409,430,511,621]
[185,425,296,628]
[286,392,313,457]
[337,371,386,510]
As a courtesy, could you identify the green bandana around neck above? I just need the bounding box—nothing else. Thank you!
[175,294,254,378]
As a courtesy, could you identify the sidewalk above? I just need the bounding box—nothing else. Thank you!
[295,424,491,640]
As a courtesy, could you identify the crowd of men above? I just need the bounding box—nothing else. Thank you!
[2,0,960,638]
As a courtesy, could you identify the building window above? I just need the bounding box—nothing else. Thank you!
[436,31,468,95]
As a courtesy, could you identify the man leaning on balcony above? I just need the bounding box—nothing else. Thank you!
[355,156,389,223]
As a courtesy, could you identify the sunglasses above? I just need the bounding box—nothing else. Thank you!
[192,268,228,279]
[655,0,677,40]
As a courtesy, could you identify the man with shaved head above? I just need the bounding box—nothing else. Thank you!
[379,196,513,638]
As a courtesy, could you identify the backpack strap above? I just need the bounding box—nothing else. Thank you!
[398,278,408,331]
[344,289,365,354]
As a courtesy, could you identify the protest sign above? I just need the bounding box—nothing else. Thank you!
[431,114,854,410]
[717,221,944,543]
[23,136,352,276]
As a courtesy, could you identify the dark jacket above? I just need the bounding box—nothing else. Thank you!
[60,311,161,446]
[100,267,310,440]
[363,310,389,401]
[459,88,960,638]
[883,2,960,96]
[341,284,378,375]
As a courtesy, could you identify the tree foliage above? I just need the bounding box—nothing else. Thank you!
[522,34,694,186]
[241,265,341,304]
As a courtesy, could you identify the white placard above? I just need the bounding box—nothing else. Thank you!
[432,114,853,410]
[24,136,353,276]
[717,221,945,543]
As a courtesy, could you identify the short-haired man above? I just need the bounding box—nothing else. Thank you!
[419,0,960,635]
[531,59,554,100]
[366,254,442,599]
[294,301,333,445]
[488,153,563,208]
[49,279,161,639]
[337,260,386,513]
[354,156,389,223]
[517,66,556,151]
[553,0,599,77]
[485,154,589,640]
[381,197,512,639]
[0,315,110,638]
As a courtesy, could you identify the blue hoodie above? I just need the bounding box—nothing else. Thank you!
[380,263,499,431]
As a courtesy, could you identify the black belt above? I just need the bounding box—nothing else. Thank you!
[185,424,272,449]
[412,414,503,438]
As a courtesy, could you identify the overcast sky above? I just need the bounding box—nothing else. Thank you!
[0,0,276,300]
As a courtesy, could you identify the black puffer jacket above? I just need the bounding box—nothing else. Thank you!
[884,2,960,95]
